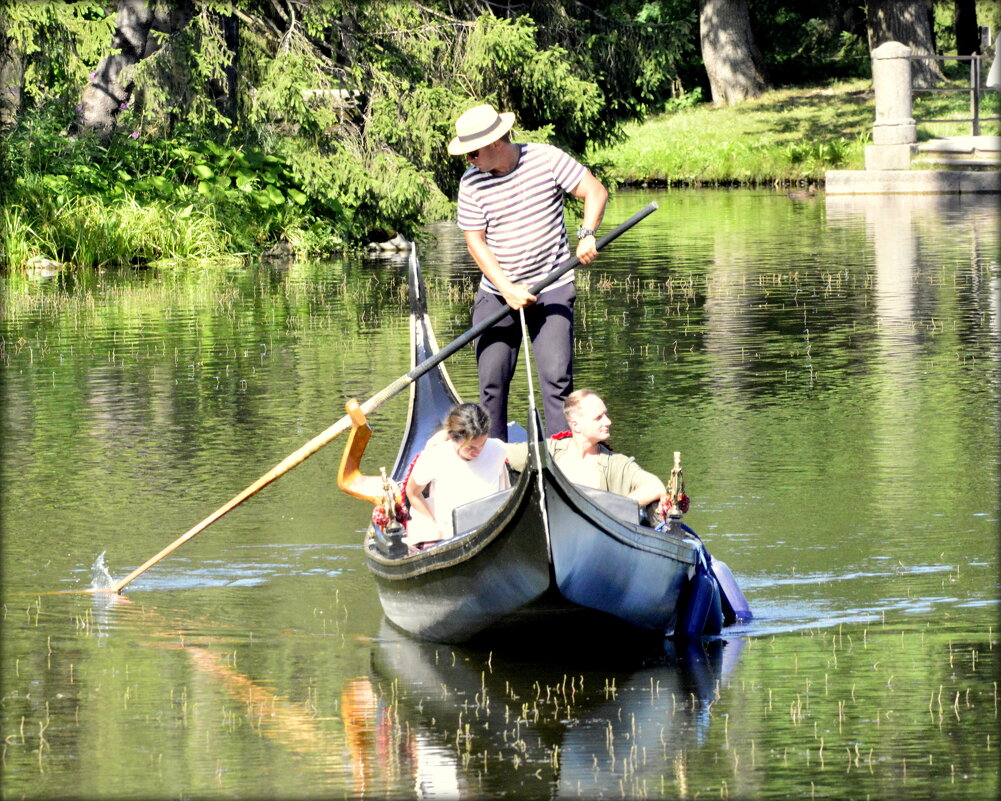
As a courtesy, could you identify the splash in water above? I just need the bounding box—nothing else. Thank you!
[89,551,115,590]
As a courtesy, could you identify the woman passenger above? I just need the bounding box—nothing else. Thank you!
[404,403,510,549]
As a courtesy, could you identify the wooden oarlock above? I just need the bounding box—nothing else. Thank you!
[337,399,383,503]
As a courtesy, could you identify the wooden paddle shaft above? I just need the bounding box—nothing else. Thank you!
[101,385,408,594]
[100,202,658,594]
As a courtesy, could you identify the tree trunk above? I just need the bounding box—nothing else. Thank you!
[865,0,945,89]
[0,29,22,131]
[698,0,770,107]
[208,13,239,124]
[954,0,979,56]
[76,0,155,137]
[148,3,196,57]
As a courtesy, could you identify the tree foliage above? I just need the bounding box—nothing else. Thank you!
[0,0,988,266]
[2,0,700,260]
[745,0,870,86]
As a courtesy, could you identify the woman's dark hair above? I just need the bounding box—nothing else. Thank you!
[444,403,491,444]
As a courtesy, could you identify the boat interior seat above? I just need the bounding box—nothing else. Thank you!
[506,421,528,443]
[578,486,642,525]
[450,484,644,536]
[452,487,516,536]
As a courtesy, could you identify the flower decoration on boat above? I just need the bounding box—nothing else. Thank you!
[372,497,408,528]
[676,492,690,513]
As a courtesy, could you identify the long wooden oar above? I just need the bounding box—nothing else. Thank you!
[97,202,658,594]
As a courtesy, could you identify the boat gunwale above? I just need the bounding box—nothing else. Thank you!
[364,458,541,580]
[540,449,700,566]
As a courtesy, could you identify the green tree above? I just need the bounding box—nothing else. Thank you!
[952,0,980,55]
[76,0,158,136]
[2,0,697,257]
[744,0,870,85]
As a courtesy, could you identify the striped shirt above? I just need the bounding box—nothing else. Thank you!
[457,143,586,294]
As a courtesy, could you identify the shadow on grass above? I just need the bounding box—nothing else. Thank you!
[730,88,874,144]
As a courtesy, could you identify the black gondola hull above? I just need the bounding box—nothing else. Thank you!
[543,461,701,634]
[365,465,555,643]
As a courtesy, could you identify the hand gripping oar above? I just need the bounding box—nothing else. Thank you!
[97,202,658,594]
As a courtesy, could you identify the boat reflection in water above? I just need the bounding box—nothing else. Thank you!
[341,621,746,798]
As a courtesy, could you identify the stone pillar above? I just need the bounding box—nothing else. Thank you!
[865,41,916,171]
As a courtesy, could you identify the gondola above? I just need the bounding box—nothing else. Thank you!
[339,248,555,643]
[338,244,750,644]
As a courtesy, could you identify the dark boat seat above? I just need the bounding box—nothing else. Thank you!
[577,486,642,525]
[451,485,642,537]
[452,487,516,536]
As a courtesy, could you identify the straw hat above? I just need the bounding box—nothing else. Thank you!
[447,103,516,156]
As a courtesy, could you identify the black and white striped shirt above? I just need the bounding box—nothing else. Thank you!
[457,143,586,295]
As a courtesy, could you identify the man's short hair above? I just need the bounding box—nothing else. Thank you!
[563,389,600,422]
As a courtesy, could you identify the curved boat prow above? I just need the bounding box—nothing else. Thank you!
[709,557,753,624]
[672,521,753,634]
[391,244,462,481]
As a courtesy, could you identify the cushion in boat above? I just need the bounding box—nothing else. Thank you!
[452,487,517,535]
[578,486,641,525]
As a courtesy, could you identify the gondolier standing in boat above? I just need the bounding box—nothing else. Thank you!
[448,103,608,440]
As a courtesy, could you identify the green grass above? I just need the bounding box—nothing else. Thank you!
[590,78,999,187]
[2,187,235,271]
[912,78,1001,140]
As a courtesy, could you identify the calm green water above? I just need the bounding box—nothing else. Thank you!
[1,189,997,800]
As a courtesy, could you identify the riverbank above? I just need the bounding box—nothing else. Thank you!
[587,80,873,187]
[3,78,996,272]
[590,77,999,187]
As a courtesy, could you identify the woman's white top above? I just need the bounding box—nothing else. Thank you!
[408,438,508,538]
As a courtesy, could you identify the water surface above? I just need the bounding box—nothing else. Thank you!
[2,188,997,799]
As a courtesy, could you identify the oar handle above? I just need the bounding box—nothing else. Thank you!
[404,201,659,380]
[99,202,657,594]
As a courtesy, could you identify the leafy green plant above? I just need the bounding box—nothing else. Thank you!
[662,87,704,113]
[785,139,851,173]
[2,2,707,265]
[0,206,33,270]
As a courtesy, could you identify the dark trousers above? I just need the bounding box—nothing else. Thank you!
[472,283,576,441]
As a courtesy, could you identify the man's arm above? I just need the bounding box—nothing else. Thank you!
[464,229,537,310]
[628,473,667,508]
[570,170,608,265]
[608,453,666,507]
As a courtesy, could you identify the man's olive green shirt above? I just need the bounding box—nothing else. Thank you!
[504,437,659,497]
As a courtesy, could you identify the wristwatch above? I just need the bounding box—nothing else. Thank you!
[577,225,597,240]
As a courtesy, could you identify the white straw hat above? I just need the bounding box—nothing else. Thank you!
[448,103,516,155]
